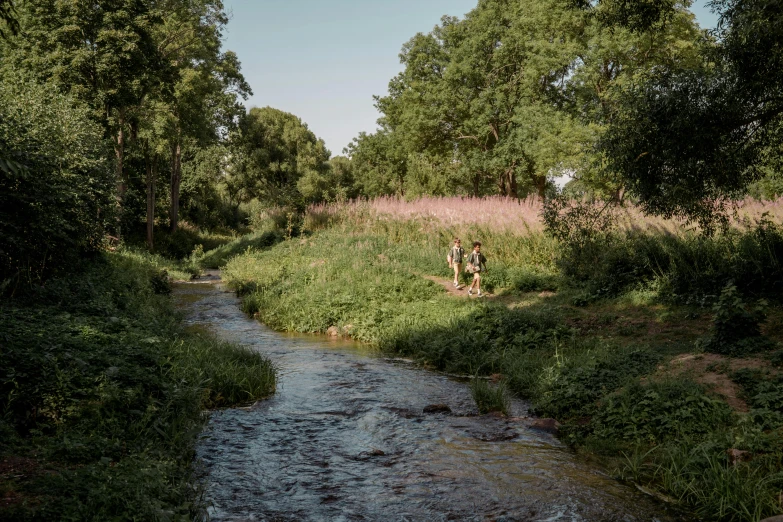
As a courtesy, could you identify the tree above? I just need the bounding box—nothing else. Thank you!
[350,0,701,200]
[326,155,359,201]
[3,0,170,209]
[599,0,783,225]
[229,107,331,207]
[0,0,19,38]
[150,0,250,232]
[346,130,408,197]
[0,74,113,283]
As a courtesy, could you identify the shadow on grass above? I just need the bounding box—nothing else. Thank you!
[199,230,283,269]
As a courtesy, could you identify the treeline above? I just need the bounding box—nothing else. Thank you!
[0,0,248,282]
[345,0,783,224]
[3,0,783,283]
[0,0,358,284]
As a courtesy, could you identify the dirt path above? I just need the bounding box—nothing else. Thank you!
[421,274,494,298]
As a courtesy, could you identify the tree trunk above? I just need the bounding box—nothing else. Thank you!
[115,111,126,198]
[611,186,625,203]
[473,172,481,197]
[145,149,156,251]
[499,168,518,197]
[534,175,547,200]
[169,141,182,233]
[114,111,126,237]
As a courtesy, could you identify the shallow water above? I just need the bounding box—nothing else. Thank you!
[175,275,687,522]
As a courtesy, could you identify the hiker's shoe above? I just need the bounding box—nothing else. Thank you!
[468,289,473,295]
[453,281,458,287]
[477,290,483,297]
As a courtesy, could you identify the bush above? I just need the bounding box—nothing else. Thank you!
[702,284,776,356]
[533,345,661,423]
[590,379,734,445]
[549,216,783,303]
[0,75,113,285]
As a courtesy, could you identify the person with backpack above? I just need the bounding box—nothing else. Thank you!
[447,238,465,288]
[466,241,487,297]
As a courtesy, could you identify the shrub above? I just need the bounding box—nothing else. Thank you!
[590,380,734,445]
[0,74,113,285]
[533,345,661,423]
[702,284,776,356]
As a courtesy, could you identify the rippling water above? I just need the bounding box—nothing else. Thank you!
[174,275,686,522]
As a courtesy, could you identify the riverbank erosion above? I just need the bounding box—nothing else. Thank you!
[0,251,275,520]
[216,202,783,521]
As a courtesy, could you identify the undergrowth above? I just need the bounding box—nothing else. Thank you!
[0,251,275,520]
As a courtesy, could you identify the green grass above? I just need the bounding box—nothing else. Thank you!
[218,215,783,521]
[0,250,275,520]
[198,230,283,269]
[470,378,510,415]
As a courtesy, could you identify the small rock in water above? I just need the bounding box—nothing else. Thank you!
[529,418,560,435]
[423,404,451,414]
[326,326,339,337]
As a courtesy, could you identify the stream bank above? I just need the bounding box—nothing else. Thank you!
[176,275,684,521]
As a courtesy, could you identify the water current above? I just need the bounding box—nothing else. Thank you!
[174,274,687,522]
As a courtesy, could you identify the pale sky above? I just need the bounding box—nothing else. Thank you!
[223,0,720,157]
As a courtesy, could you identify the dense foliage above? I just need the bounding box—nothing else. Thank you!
[346,0,702,201]
[0,251,275,520]
[0,75,113,284]
[0,0,253,259]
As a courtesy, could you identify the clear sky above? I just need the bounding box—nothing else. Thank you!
[222,0,720,157]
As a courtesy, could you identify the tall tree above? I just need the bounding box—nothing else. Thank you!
[229,107,331,208]
[151,0,250,232]
[599,0,783,225]
[3,0,170,207]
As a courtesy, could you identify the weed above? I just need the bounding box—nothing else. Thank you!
[470,378,510,415]
[702,284,776,356]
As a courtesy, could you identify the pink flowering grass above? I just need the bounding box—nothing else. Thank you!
[304,196,783,237]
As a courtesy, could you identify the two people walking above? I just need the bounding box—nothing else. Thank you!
[447,238,487,296]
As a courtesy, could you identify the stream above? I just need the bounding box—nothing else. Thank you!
[175,274,686,521]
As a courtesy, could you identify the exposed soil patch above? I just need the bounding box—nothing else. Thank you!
[0,456,41,481]
[421,275,494,299]
[659,353,770,412]
[0,456,45,509]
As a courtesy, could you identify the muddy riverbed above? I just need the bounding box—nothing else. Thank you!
[175,275,686,521]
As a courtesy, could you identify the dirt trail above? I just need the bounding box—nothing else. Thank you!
[421,274,495,299]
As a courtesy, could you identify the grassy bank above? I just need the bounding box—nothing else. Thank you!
[217,197,783,521]
[0,251,275,520]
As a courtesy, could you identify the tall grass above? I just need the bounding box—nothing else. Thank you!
[470,378,510,415]
[304,196,783,235]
